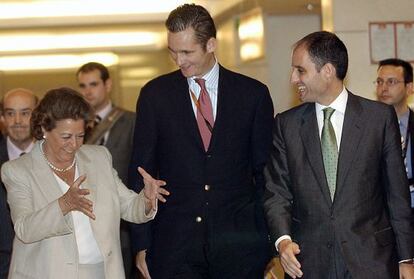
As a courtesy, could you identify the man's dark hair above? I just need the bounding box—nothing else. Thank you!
[76,62,110,82]
[378,58,413,84]
[295,31,348,80]
[165,4,216,50]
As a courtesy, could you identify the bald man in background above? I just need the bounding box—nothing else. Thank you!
[0,88,37,279]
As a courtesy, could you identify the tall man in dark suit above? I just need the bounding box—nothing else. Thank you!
[375,58,414,208]
[128,4,274,278]
[264,31,414,279]
[76,62,136,279]
[0,88,37,279]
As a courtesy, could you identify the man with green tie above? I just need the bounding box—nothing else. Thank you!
[264,31,414,279]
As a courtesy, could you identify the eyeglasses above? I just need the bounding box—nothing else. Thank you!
[373,78,405,87]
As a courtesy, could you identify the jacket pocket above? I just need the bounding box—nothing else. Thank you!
[374,226,395,247]
[14,269,37,279]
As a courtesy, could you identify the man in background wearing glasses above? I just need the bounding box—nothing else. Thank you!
[375,58,414,207]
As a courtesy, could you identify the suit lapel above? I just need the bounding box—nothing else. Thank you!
[300,104,333,205]
[207,65,229,153]
[173,72,206,151]
[0,138,9,164]
[408,109,414,178]
[173,65,232,153]
[76,148,97,206]
[31,142,68,204]
[335,93,364,199]
[32,142,97,208]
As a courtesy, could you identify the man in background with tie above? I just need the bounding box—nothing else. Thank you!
[264,31,414,278]
[128,3,274,278]
[76,62,136,279]
[0,88,37,278]
[375,58,414,208]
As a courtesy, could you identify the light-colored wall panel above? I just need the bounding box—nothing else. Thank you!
[331,0,414,101]
[265,14,321,113]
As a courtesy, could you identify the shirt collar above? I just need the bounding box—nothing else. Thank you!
[7,136,34,160]
[187,58,219,95]
[399,108,410,129]
[96,102,112,119]
[315,86,348,115]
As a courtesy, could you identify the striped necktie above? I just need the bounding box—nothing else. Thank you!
[194,78,214,151]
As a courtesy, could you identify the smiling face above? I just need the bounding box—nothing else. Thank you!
[290,45,330,104]
[1,89,36,149]
[42,119,85,166]
[167,27,216,78]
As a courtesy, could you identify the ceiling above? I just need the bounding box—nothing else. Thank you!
[0,0,245,29]
[0,0,321,109]
[0,0,320,29]
[0,0,320,71]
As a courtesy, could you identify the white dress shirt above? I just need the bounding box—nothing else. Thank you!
[54,165,104,264]
[315,87,348,149]
[7,137,34,160]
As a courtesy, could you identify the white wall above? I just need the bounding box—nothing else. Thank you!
[264,14,321,113]
[216,13,321,114]
[332,0,414,100]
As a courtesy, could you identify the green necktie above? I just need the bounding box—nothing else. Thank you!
[321,107,338,200]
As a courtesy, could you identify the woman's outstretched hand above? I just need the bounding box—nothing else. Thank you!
[138,167,169,212]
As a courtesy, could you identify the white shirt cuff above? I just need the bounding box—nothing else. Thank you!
[399,259,414,264]
[275,235,292,252]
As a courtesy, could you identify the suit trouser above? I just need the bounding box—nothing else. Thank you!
[151,220,269,279]
[328,241,352,279]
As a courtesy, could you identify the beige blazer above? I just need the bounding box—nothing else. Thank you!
[1,142,154,279]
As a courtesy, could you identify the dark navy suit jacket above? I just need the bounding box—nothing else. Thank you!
[128,65,274,278]
[0,137,13,279]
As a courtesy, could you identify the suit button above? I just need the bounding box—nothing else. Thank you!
[204,185,210,191]
[327,242,332,248]
[196,216,202,223]
[207,154,212,158]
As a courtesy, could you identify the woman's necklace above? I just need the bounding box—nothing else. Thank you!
[40,140,76,173]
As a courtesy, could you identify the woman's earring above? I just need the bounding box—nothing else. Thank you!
[43,135,46,139]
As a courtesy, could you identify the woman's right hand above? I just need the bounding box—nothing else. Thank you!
[58,175,95,219]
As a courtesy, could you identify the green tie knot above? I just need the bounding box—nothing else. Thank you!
[323,107,335,121]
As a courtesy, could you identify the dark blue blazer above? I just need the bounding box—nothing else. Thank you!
[128,65,274,277]
[0,137,13,279]
[407,109,414,185]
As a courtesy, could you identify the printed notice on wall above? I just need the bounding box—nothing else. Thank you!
[396,22,414,61]
[369,21,414,64]
[369,23,395,63]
